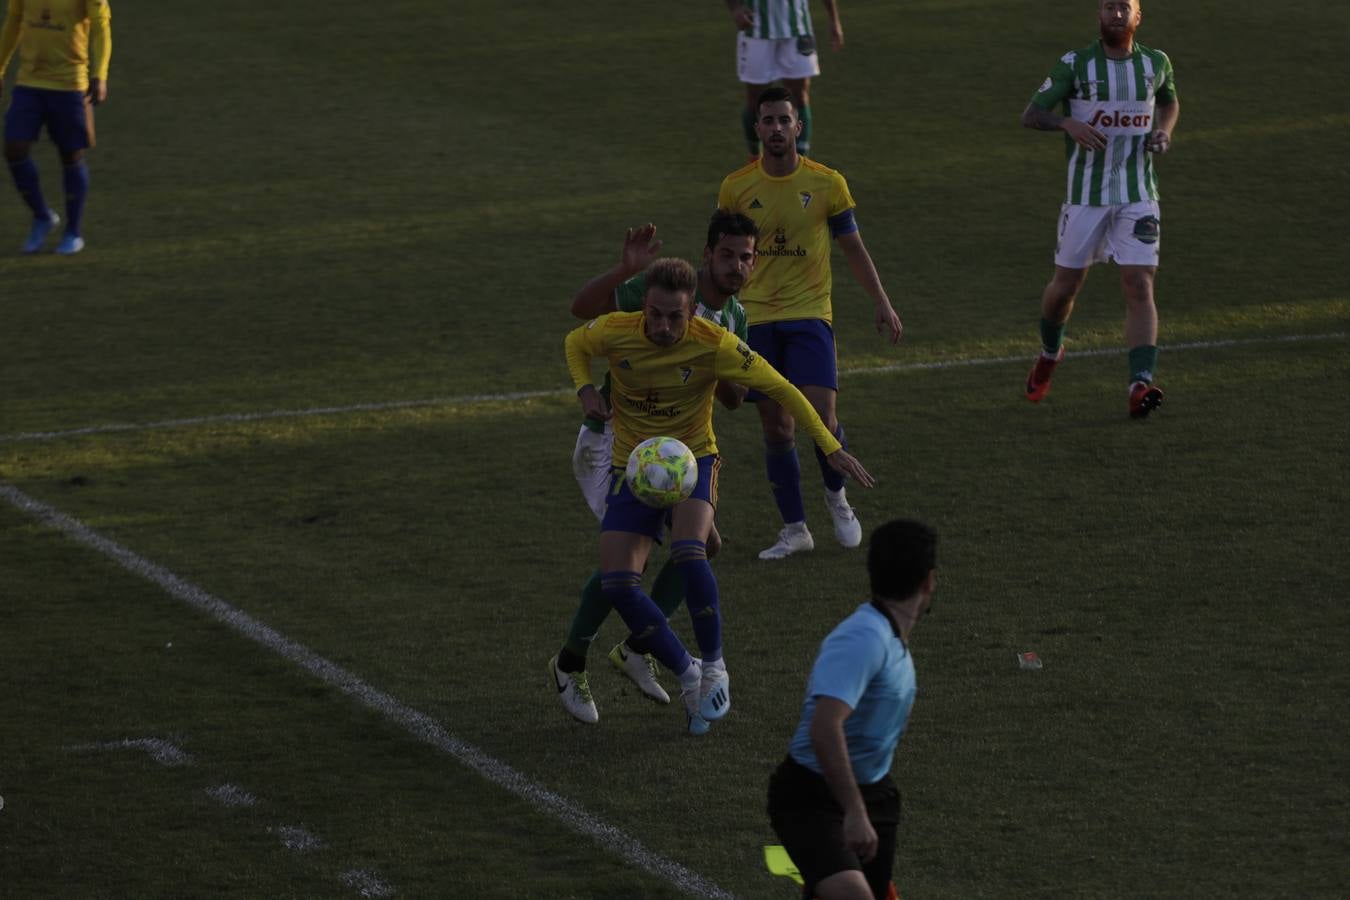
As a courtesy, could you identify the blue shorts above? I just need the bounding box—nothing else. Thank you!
[601,455,720,539]
[4,86,94,153]
[745,319,838,402]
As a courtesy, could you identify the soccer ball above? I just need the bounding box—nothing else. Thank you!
[625,436,698,508]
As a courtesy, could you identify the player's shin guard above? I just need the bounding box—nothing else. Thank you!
[765,439,806,525]
[62,161,89,237]
[671,540,721,664]
[813,424,848,492]
[602,570,692,675]
[8,158,50,219]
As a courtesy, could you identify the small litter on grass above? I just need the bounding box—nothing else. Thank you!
[1017,651,1043,670]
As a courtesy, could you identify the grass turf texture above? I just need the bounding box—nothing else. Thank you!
[2,0,1348,897]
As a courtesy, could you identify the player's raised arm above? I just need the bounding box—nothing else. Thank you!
[570,225,664,319]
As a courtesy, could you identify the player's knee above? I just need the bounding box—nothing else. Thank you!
[60,150,84,166]
[600,571,643,609]
[3,143,29,164]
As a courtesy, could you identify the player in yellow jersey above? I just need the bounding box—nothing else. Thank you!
[564,257,874,734]
[718,86,901,561]
[0,0,111,255]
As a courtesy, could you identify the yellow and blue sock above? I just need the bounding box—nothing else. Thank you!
[765,439,806,525]
[671,540,721,665]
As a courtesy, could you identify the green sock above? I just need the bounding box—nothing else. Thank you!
[563,570,611,660]
[741,107,759,155]
[797,104,812,154]
[1128,345,1158,384]
[650,557,686,619]
[1039,318,1066,354]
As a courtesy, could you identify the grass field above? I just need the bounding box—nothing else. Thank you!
[2,1,1348,897]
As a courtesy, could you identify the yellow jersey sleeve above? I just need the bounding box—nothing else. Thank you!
[0,3,23,74]
[828,170,855,217]
[712,330,841,456]
[564,315,609,391]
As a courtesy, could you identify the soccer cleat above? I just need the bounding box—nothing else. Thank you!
[1128,381,1164,419]
[824,488,862,549]
[550,655,598,724]
[758,522,814,560]
[699,663,731,721]
[608,642,670,704]
[1025,346,1065,403]
[55,233,84,255]
[680,659,710,735]
[21,211,59,254]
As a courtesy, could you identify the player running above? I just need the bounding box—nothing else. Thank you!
[1021,0,1180,418]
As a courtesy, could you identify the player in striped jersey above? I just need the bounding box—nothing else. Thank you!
[1021,0,1179,418]
[726,0,842,158]
[0,0,111,255]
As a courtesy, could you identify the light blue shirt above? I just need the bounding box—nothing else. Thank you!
[788,602,917,785]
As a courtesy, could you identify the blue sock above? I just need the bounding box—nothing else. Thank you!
[62,161,89,237]
[814,424,848,492]
[8,158,50,219]
[765,440,806,524]
[602,570,692,675]
[671,540,721,664]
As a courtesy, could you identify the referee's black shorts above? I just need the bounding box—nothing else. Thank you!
[767,755,901,900]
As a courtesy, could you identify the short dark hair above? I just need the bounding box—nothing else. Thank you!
[706,208,759,251]
[756,85,797,115]
[644,257,698,298]
[868,519,938,601]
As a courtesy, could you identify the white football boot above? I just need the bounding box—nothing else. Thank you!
[824,487,863,548]
[679,659,710,736]
[550,656,598,724]
[758,522,814,560]
[699,660,731,722]
[608,642,670,704]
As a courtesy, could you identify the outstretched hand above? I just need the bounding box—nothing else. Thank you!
[621,223,663,276]
[827,449,874,488]
[875,302,902,344]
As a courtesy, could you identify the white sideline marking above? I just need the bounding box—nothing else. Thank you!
[273,825,327,853]
[1,332,1343,445]
[64,737,193,767]
[340,869,396,898]
[206,783,259,808]
[1,484,735,900]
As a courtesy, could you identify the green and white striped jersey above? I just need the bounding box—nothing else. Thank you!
[1030,40,1178,207]
[743,0,815,40]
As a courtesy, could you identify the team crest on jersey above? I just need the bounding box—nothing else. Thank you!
[774,228,787,245]
[1132,215,1161,245]
[619,358,632,369]
[1038,77,1052,92]
[679,366,692,384]
[799,192,813,209]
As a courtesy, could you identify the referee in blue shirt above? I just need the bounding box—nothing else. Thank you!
[768,519,937,900]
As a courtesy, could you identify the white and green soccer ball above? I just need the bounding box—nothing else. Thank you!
[625,436,698,509]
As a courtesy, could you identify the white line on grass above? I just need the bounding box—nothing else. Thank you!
[1,483,736,900]
[2,332,1343,444]
[64,737,193,767]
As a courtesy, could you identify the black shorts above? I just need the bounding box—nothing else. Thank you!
[766,755,901,900]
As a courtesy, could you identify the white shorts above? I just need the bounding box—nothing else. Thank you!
[1054,200,1161,268]
[572,424,614,522]
[737,33,821,84]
